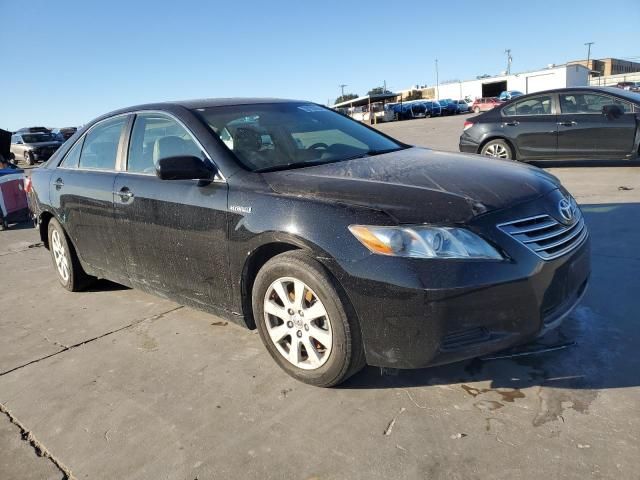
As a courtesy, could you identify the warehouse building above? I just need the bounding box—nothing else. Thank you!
[401,63,590,102]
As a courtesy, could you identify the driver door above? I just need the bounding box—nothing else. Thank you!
[113,112,232,310]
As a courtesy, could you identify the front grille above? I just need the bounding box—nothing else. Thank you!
[498,207,587,260]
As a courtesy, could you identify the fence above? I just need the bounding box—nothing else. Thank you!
[589,72,640,87]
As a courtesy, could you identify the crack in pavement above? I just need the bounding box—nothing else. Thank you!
[0,402,75,480]
[0,305,184,377]
[0,242,44,257]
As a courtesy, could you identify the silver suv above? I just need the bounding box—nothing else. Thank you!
[10,132,62,165]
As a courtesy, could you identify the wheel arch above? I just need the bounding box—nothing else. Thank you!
[39,211,55,248]
[240,241,302,329]
[478,136,518,159]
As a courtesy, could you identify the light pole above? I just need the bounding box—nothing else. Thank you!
[584,42,595,68]
[504,49,512,75]
[435,59,439,99]
[339,84,348,99]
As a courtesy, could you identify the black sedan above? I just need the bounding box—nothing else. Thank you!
[459,86,640,161]
[28,99,590,386]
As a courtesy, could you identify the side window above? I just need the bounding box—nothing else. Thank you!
[503,95,552,116]
[79,117,126,170]
[11,135,18,144]
[560,93,633,114]
[60,138,84,168]
[127,113,203,174]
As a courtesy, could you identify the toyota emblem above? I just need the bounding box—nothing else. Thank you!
[558,198,574,223]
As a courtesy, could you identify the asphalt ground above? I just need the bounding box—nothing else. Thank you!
[1,114,639,479]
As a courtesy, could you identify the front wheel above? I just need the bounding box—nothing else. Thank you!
[252,251,365,387]
[24,151,34,166]
[473,107,480,114]
[480,139,514,160]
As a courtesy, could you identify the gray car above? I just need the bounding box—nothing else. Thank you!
[10,133,62,165]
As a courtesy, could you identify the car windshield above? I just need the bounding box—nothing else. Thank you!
[194,102,405,173]
[21,133,54,143]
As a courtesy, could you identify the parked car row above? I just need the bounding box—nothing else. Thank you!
[8,126,77,166]
[460,86,640,161]
[387,98,472,121]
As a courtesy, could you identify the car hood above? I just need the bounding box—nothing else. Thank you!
[263,147,560,224]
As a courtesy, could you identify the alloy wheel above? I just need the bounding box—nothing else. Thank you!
[263,277,333,370]
[483,143,510,159]
[51,229,70,283]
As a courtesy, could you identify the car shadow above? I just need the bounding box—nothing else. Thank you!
[84,279,130,292]
[341,202,640,391]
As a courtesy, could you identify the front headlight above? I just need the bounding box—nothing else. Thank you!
[348,225,503,260]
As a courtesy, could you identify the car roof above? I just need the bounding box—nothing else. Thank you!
[513,86,631,97]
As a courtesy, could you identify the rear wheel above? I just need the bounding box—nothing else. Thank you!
[47,218,94,291]
[252,251,365,387]
[480,139,514,160]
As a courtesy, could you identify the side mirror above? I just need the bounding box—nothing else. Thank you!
[155,155,217,181]
[602,104,623,119]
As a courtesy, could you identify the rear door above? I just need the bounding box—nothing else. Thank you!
[113,112,232,310]
[50,115,130,281]
[556,92,637,159]
[500,94,557,159]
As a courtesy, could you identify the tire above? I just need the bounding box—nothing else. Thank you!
[252,251,365,387]
[47,218,94,291]
[473,107,480,114]
[24,151,34,166]
[480,139,514,160]
[0,218,6,231]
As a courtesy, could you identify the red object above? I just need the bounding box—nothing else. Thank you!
[463,120,474,131]
[0,173,30,226]
[471,97,504,113]
[23,175,32,194]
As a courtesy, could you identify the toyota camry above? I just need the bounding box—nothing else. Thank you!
[28,98,590,386]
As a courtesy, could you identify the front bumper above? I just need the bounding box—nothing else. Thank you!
[326,198,591,369]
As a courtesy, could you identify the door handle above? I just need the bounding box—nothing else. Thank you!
[54,178,64,188]
[503,121,519,126]
[114,188,134,201]
[557,121,578,127]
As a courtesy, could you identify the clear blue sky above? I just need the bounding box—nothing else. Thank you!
[1,0,638,131]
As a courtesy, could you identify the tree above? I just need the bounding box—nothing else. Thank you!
[405,90,422,101]
[367,87,393,96]
[335,93,358,104]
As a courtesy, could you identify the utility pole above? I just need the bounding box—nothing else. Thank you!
[584,42,595,68]
[435,59,439,99]
[339,84,348,99]
[504,49,512,75]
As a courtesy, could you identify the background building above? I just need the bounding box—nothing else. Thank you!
[399,64,590,102]
[569,58,640,76]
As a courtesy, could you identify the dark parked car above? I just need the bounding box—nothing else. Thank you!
[615,81,640,92]
[453,99,470,113]
[390,102,427,120]
[422,100,442,117]
[52,127,78,142]
[10,132,62,165]
[437,99,458,115]
[29,98,590,386]
[498,90,524,101]
[460,87,640,161]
